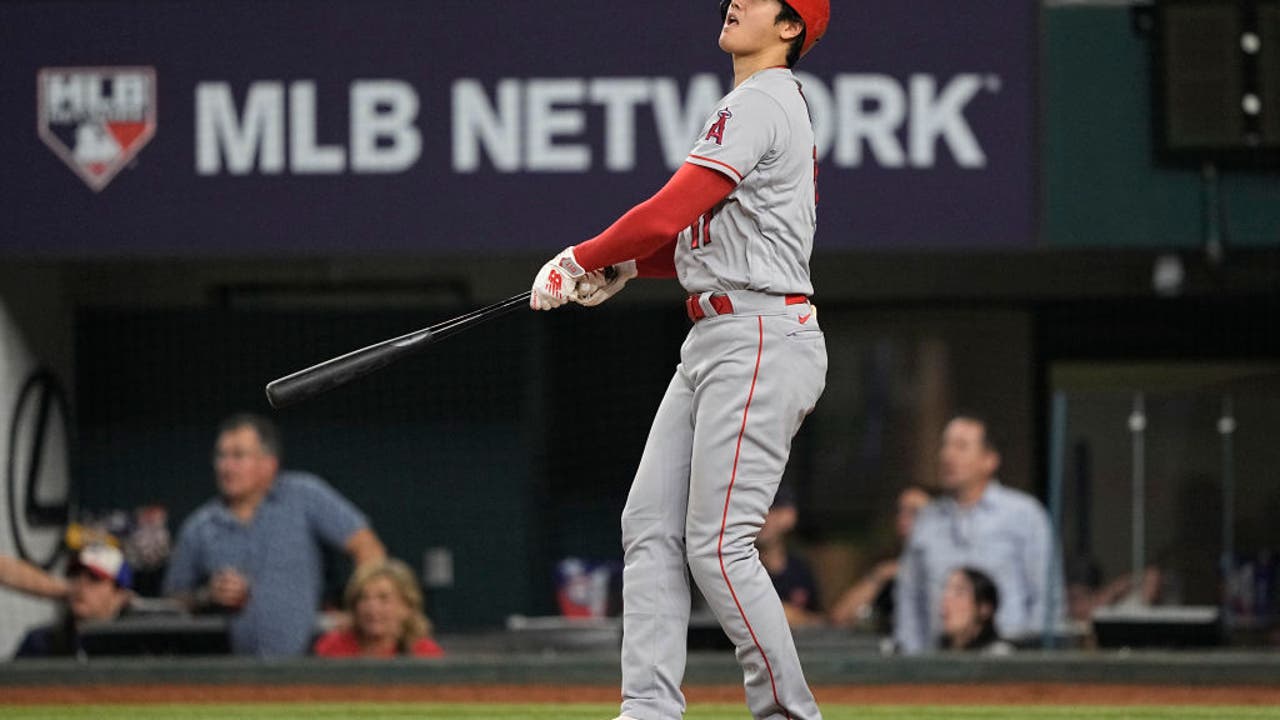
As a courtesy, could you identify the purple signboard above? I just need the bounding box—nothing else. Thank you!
[0,0,1036,256]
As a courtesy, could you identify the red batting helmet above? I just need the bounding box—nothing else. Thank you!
[719,0,830,57]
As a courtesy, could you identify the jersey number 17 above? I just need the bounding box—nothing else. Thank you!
[689,210,714,250]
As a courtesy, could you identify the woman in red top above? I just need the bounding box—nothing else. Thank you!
[313,558,443,658]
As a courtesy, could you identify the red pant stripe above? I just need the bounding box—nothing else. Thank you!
[716,315,791,720]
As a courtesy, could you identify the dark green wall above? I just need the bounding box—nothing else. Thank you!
[1044,5,1279,249]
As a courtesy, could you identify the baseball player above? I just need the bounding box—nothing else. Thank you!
[530,2,830,719]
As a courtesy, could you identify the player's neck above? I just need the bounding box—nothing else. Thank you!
[954,477,991,509]
[226,488,268,522]
[951,622,983,649]
[361,636,398,656]
[731,48,789,88]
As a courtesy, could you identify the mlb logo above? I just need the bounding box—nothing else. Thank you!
[37,67,157,192]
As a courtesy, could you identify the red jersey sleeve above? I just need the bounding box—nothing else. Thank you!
[573,163,735,272]
[635,237,677,278]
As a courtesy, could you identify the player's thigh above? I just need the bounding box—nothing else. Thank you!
[682,320,779,547]
[684,316,826,546]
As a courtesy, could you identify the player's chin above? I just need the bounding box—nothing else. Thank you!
[718,33,751,55]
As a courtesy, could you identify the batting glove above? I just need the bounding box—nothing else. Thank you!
[573,260,637,307]
[530,246,587,310]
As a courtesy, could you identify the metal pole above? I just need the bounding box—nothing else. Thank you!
[1128,393,1146,603]
[1074,441,1092,561]
[1202,161,1224,266]
[1219,395,1236,631]
[1044,391,1067,649]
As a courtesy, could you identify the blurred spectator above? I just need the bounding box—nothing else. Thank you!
[14,544,132,657]
[939,567,1012,654]
[313,558,443,658]
[1064,556,1103,623]
[829,485,932,632]
[1067,558,1163,622]
[555,558,620,618]
[0,554,67,600]
[163,413,386,657]
[66,505,172,597]
[758,486,822,627]
[895,414,1065,654]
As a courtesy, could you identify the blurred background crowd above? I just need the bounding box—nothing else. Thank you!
[1,0,1277,662]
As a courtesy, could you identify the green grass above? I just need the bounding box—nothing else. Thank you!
[3,705,1279,720]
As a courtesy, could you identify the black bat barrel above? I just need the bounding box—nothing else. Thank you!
[264,328,433,408]
[264,291,530,409]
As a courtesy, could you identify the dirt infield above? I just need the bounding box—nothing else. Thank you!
[5,684,1280,706]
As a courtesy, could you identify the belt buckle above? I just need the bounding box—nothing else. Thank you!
[685,294,705,322]
[708,293,734,317]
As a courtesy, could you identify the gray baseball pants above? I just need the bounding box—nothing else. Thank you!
[619,291,827,720]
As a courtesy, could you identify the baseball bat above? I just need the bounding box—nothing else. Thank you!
[265,290,531,409]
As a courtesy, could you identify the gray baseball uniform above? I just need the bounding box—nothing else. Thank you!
[620,67,827,720]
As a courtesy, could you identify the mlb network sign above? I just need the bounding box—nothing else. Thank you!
[40,69,998,183]
[37,67,156,192]
[191,73,997,176]
[5,0,1034,253]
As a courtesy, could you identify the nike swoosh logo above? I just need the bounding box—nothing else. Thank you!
[798,313,812,324]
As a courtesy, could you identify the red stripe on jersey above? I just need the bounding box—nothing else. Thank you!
[688,154,744,182]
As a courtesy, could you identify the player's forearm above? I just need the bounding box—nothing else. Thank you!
[346,528,387,567]
[574,198,691,272]
[829,577,882,627]
[782,603,823,628]
[0,555,67,599]
[574,163,734,271]
[169,589,203,612]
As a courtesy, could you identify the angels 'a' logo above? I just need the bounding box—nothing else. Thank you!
[705,108,733,145]
[37,67,157,192]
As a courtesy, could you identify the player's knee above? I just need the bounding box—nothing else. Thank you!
[620,503,652,545]
[621,511,681,555]
[686,552,719,587]
[688,530,759,579]
[685,532,724,582]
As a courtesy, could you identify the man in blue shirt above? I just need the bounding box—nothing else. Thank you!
[894,414,1064,654]
[163,414,385,656]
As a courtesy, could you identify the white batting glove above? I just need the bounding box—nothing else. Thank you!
[530,246,587,310]
[573,260,638,307]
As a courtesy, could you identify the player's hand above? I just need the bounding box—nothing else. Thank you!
[573,260,637,307]
[530,246,587,310]
[210,568,250,609]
